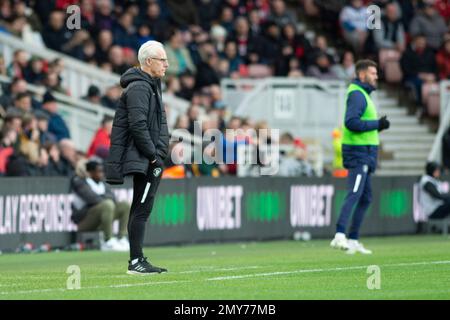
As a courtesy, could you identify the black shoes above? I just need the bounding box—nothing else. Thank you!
[127,257,168,275]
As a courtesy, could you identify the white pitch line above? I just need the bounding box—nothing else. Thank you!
[2,260,450,296]
[206,260,450,281]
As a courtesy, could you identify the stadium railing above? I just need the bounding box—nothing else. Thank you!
[428,80,450,164]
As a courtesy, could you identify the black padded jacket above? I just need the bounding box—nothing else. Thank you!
[105,67,169,184]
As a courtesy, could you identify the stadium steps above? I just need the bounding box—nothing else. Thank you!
[376,90,434,176]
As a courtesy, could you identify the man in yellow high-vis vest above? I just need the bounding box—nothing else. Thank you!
[330,60,390,254]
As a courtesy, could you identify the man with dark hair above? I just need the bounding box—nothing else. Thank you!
[71,159,130,252]
[105,40,170,274]
[330,59,390,254]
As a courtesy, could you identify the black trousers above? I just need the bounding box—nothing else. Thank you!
[429,200,450,220]
[128,164,163,260]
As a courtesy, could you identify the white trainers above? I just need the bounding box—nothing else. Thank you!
[330,232,349,250]
[117,237,130,252]
[346,239,372,255]
[101,237,127,252]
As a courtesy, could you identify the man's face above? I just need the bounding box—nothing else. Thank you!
[15,96,31,112]
[90,165,104,182]
[147,48,169,78]
[361,66,378,88]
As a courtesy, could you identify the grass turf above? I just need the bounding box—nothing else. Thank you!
[0,235,449,300]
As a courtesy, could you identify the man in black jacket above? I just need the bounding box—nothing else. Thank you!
[105,40,170,275]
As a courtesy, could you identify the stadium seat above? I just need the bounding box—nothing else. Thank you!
[247,64,273,78]
[379,49,402,84]
[422,82,440,117]
[384,60,403,84]
[378,49,401,71]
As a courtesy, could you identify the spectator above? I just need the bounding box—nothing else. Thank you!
[419,162,450,220]
[221,41,242,74]
[23,57,45,85]
[230,16,263,64]
[268,0,297,28]
[277,132,315,177]
[27,146,52,176]
[372,2,406,52]
[0,128,17,176]
[306,35,335,67]
[332,50,356,81]
[100,85,121,110]
[136,23,155,47]
[34,110,57,145]
[12,0,42,32]
[70,159,130,252]
[6,49,28,79]
[165,29,197,76]
[287,57,304,78]
[94,0,115,32]
[108,45,129,75]
[176,70,197,100]
[400,34,437,105]
[195,53,221,89]
[248,8,262,36]
[59,138,77,175]
[95,29,114,64]
[41,10,72,52]
[84,85,102,105]
[0,78,27,110]
[174,114,190,130]
[9,92,32,114]
[196,0,222,31]
[409,1,448,51]
[260,21,283,69]
[41,91,71,141]
[113,12,139,51]
[210,24,228,54]
[43,72,67,95]
[339,0,368,53]
[139,1,170,42]
[87,115,113,157]
[436,39,450,80]
[166,0,199,28]
[282,23,311,68]
[219,5,235,34]
[43,142,67,176]
[3,110,23,136]
[19,113,40,166]
[0,54,6,76]
[306,53,339,80]
[435,0,450,22]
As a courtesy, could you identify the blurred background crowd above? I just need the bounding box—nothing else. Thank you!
[0,0,449,178]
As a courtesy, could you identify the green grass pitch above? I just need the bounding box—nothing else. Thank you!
[1,235,449,300]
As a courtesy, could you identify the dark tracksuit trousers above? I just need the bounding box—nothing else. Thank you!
[128,164,163,260]
[336,164,372,240]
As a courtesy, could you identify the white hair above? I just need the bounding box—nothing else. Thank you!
[138,40,165,66]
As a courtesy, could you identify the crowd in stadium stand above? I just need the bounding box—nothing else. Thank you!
[0,0,450,178]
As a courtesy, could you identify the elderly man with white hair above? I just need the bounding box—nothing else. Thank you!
[105,40,170,275]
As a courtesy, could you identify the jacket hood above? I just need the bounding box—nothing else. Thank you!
[352,78,376,94]
[119,67,158,89]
